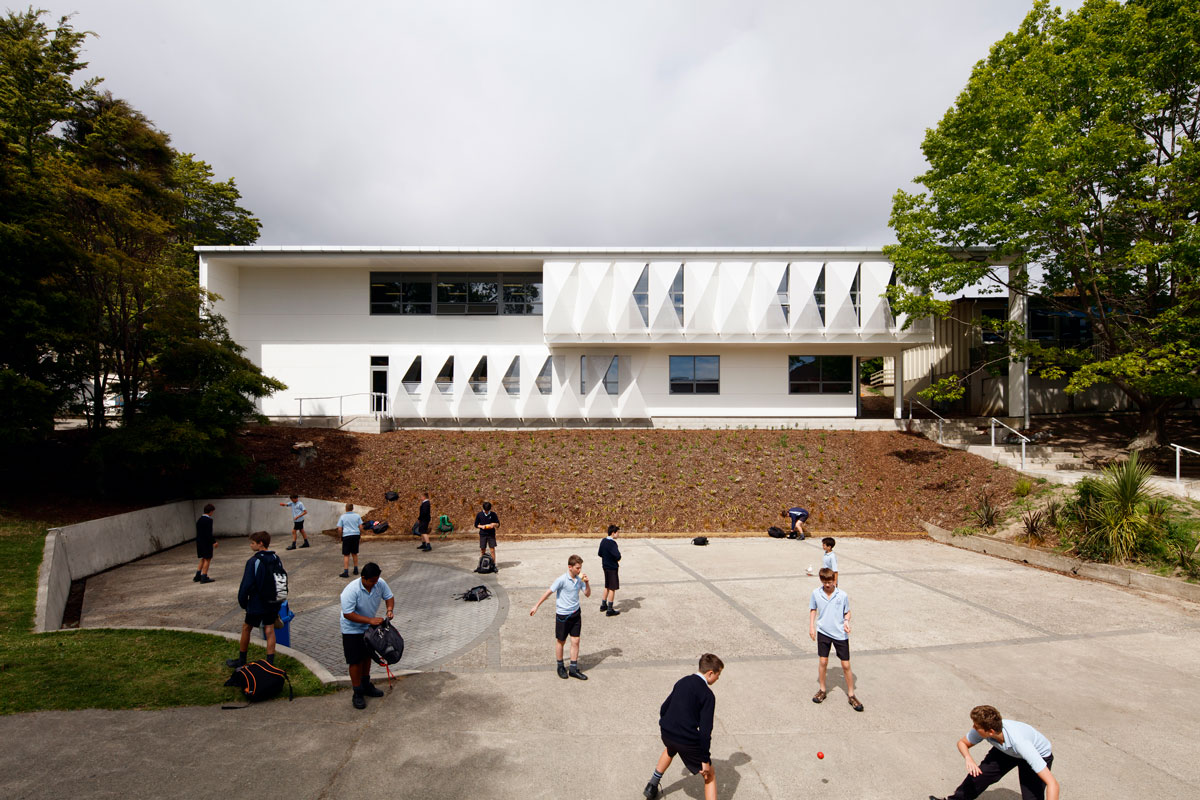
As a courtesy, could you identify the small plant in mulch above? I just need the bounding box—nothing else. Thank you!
[1013,478,1033,498]
[1022,509,1046,545]
[970,492,1001,531]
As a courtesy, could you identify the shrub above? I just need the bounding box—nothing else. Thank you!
[251,469,280,495]
[1074,452,1162,563]
[1022,509,1045,545]
[970,492,1000,530]
[1013,478,1033,498]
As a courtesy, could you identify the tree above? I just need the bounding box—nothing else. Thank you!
[885,0,1200,449]
[169,152,260,273]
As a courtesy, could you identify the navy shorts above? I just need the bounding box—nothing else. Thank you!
[343,632,372,665]
[417,519,430,535]
[479,532,497,550]
[342,535,360,555]
[661,734,705,774]
[603,569,619,591]
[196,540,214,560]
[245,605,281,627]
[293,519,305,530]
[555,609,582,641]
[817,632,850,661]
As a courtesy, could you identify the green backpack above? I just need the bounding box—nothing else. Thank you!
[437,514,453,533]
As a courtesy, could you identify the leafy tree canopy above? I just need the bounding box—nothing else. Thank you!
[885,0,1200,448]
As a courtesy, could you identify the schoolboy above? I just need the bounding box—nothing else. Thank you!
[225,531,283,668]
[809,567,862,711]
[529,554,590,680]
[781,505,808,539]
[475,500,500,565]
[193,503,217,583]
[643,653,725,800]
[337,502,367,578]
[598,524,621,616]
[280,494,309,550]
[821,537,838,586]
[416,490,432,551]
[340,561,394,709]
[929,705,1059,800]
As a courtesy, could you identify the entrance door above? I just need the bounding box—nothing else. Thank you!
[370,356,389,413]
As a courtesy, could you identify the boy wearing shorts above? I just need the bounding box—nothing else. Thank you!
[416,491,432,552]
[475,500,499,565]
[281,494,309,550]
[809,567,862,711]
[929,704,1059,800]
[338,502,366,578]
[225,531,283,668]
[529,554,590,680]
[821,537,838,586]
[194,503,217,583]
[598,524,621,616]
[644,653,724,800]
[782,505,808,539]
[339,562,394,709]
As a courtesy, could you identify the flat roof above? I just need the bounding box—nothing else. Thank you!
[195,245,894,256]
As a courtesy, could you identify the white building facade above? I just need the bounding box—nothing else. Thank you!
[197,247,932,426]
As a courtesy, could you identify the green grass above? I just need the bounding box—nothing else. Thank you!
[0,515,333,714]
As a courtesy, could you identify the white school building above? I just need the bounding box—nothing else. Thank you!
[197,247,938,427]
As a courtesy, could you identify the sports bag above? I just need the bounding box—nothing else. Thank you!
[363,619,405,665]
[411,522,421,536]
[457,585,492,601]
[692,536,709,546]
[437,514,453,533]
[224,659,292,702]
[384,490,400,502]
[475,553,496,573]
[256,552,288,604]
[767,526,787,538]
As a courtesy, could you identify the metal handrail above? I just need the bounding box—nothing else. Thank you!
[989,417,1030,470]
[297,392,389,425]
[1170,443,1199,483]
[907,398,946,443]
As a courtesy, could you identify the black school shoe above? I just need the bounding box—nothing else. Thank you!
[199,575,214,584]
[299,540,310,548]
[600,601,608,612]
[360,682,384,698]
[193,572,202,582]
[352,692,366,709]
[644,781,660,799]
[352,566,359,575]
[606,608,620,616]
[339,570,350,578]
[556,663,568,679]
[285,542,297,550]
[568,667,588,681]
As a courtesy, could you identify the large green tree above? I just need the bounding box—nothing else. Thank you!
[885,0,1200,449]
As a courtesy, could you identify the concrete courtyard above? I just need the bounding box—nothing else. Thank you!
[2,533,1199,799]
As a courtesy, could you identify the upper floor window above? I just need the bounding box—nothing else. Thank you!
[633,265,650,326]
[813,266,826,325]
[669,356,720,394]
[670,266,685,326]
[788,355,853,395]
[849,265,861,326]
[777,265,790,324]
[502,357,520,396]
[370,272,542,316]
[535,356,554,395]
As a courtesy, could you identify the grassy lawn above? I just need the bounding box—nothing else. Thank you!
[0,515,333,714]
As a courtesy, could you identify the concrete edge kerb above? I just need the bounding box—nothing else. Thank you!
[922,521,1200,603]
[37,625,385,688]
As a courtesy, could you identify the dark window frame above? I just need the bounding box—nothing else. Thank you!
[370,272,542,316]
[669,355,720,395]
[787,355,853,395]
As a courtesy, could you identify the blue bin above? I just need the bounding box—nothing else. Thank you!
[268,601,295,648]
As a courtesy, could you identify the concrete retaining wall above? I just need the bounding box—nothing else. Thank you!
[922,522,1200,604]
[34,496,371,633]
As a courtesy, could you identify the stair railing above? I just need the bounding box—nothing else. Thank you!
[1171,443,1199,483]
[989,417,1029,470]
[908,398,945,443]
[296,392,390,425]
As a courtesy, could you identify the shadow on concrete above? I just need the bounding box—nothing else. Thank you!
[496,560,522,569]
[618,595,645,612]
[579,646,623,670]
[662,751,752,798]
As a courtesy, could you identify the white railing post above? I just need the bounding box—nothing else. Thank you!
[339,396,343,425]
[990,419,996,448]
[938,418,943,444]
[298,399,304,426]
[1178,446,1182,483]
[1021,439,1026,470]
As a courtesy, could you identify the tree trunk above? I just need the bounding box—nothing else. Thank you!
[1127,401,1170,451]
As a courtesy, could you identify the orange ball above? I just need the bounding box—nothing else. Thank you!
[817,751,824,759]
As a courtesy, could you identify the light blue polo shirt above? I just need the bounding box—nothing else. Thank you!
[823,552,838,573]
[967,720,1053,773]
[286,500,306,521]
[550,572,585,615]
[810,586,850,640]
[338,512,363,537]
[339,577,394,634]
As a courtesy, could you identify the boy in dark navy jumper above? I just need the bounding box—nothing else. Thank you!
[598,524,621,616]
[193,503,217,583]
[225,531,283,668]
[644,653,724,800]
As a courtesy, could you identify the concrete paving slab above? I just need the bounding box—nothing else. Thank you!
[9,535,1200,799]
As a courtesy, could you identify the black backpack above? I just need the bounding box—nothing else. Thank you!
[255,552,288,604]
[411,522,421,536]
[692,536,709,546]
[363,619,405,665]
[767,526,787,538]
[384,490,400,502]
[458,585,492,601]
[475,553,496,573]
[224,659,292,702]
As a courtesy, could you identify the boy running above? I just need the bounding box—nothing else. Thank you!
[529,554,591,680]
[929,705,1059,800]
[281,494,309,550]
[644,653,725,800]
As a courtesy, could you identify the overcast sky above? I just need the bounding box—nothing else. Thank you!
[31,1,1083,247]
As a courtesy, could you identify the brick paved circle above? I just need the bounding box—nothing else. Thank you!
[287,561,506,673]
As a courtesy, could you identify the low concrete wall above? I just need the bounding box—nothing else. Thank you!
[923,522,1200,603]
[34,496,372,633]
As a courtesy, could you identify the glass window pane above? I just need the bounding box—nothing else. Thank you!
[695,382,719,394]
[669,356,695,382]
[536,356,553,395]
[790,382,820,394]
[670,381,695,394]
[823,382,852,394]
[604,356,619,395]
[820,356,852,382]
[788,355,818,381]
[695,356,719,382]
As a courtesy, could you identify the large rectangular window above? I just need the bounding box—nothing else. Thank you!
[370,272,541,316]
[788,355,853,395]
[669,356,720,394]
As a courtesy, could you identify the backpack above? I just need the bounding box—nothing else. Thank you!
[255,552,288,604]
[475,553,496,573]
[224,659,292,702]
[692,536,709,546]
[363,619,405,665]
[384,490,400,502]
[458,585,492,601]
[437,514,453,533]
[767,526,787,538]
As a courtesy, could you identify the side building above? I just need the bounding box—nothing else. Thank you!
[197,247,933,427]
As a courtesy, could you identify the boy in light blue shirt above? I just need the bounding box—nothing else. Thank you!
[809,567,862,712]
[280,494,309,550]
[339,561,394,709]
[530,554,591,680]
[337,502,366,578]
[821,537,838,586]
[929,704,1058,800]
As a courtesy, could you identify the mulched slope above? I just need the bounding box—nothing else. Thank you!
[233,426,1019,534]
